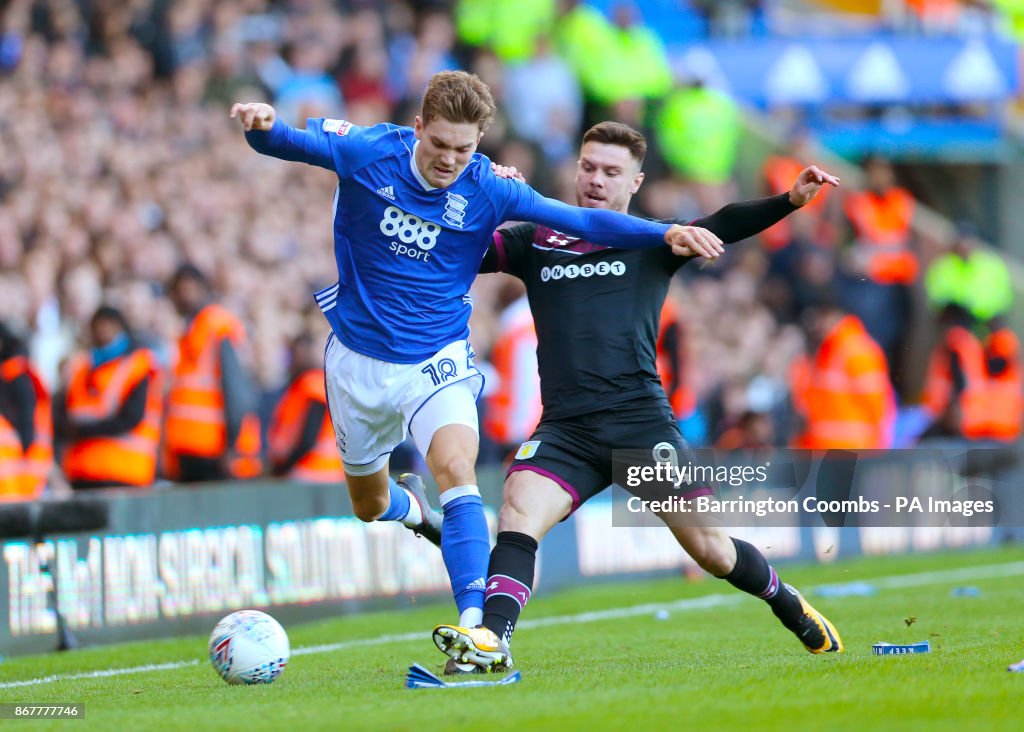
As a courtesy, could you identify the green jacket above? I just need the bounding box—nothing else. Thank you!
[457,0,556,63]
[557,8,671,104]
[992,0,1024,41]
[925,249,1014,321]
[657,86,741,184]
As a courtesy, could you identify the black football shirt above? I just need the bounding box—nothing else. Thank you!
[480,193,796,420]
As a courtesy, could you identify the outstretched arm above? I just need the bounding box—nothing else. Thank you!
[675,165,840,256]
[505,184,724,258]
[509,188,667,248]
[691,194,797,244]
[230,102,334,170]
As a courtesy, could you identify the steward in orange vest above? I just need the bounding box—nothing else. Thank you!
[922,306,987,439]
[0,412,19,497]
[268,333,344,483]
[906,0,959,28]
[656,298,696,421]
[164,265,262,482]
[56,307,164,488]
[0,323,52,501]
[483,293,542,453]
[923,308,1022,442]
[983,323,1022,441]
[843,156,918,286]
[791,305,895,449]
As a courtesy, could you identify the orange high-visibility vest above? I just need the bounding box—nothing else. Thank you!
[792,315,895,449]
[62,349,164,486]
[0,413,22,499]
[657,299,696,419]
[906,0,959,21]
[268,368,344,484]
[0,356,52,500]
[983,327,1022,441]
[165,304,261,478]
[760,155,828,252]
[922,326,990,439]
[483,298,542,445]
[844,188,918,285]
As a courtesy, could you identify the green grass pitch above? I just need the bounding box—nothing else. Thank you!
[2,545,1022,731]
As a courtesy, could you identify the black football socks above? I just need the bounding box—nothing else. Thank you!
[720,537,804,630]
[481,531,538,644]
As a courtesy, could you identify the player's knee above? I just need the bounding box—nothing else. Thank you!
[350,493,389,522]
[498,497,532,534]
[498,475,570,538]
[433,454,476,487]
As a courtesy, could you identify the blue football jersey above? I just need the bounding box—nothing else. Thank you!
[246,118,670,363]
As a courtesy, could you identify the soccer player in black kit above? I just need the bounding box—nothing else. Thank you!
[434,122,843,673]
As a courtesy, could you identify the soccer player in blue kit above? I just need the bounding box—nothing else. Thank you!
[230,71,722,632]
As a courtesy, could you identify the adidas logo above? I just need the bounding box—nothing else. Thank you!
[376,185,395,200]
[466,578,486,591]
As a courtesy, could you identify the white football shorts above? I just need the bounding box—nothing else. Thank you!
[324,334,484,476]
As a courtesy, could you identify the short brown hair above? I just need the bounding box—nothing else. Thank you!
[582,122,647,165]
[421,71,496,131]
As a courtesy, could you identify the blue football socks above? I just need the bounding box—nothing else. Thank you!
[377,478,412,522]
[440,486,489,627]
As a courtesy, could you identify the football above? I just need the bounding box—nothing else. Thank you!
[209,610,290,685]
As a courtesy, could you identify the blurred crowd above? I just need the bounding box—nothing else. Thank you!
[761,1,1024,39]
[0,0,1020,501]
[880,1,1024,37]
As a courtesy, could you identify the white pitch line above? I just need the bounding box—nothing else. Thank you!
[2,558,1022,690]
[291,593,744,661]
[0,660,201,689]
[288,594,743,659]
[519,592,742,629]
[291,631,424,657]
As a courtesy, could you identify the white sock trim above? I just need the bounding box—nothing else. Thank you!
[401,488,424,527]
[439,484,480,507]
[459,607,483,628]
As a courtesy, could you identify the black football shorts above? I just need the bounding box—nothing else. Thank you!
[507,399,713,514]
